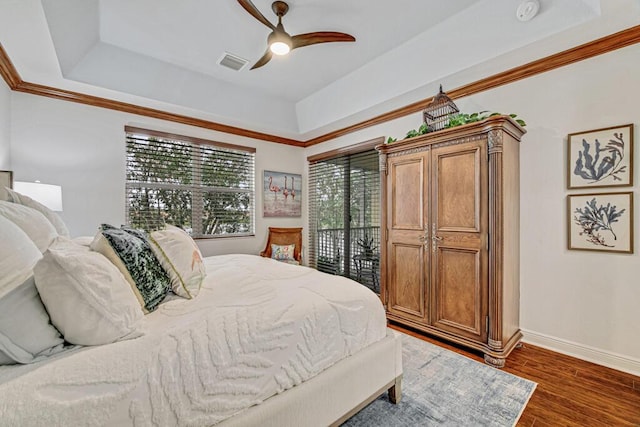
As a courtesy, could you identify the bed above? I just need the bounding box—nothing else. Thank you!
[0,254,402,426]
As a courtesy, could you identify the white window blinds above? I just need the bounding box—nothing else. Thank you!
[125,126,255,238]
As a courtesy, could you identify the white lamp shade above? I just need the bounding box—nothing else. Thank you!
[14,181,63,211]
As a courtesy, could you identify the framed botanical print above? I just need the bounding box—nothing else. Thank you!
[567,124,633,189]
[568,192,633,253]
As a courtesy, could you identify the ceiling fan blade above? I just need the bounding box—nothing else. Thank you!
[237,0,275,30]
[250,48,273,70]
[291,32,355,50]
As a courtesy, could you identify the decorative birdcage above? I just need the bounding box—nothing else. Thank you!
[423,85,459,132]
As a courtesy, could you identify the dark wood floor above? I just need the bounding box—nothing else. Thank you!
[389,324,640,426]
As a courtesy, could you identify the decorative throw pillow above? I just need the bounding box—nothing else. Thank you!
[271,243,296,261]
[0,276,66,364]
[0,215,43,298]
[148,224,206,299]
[6,188,70,238]
[0,200,57,252]
[90,225,171,313]
[34,237,144,346]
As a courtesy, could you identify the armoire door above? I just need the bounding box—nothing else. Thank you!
[385,150,430,325]
[430,139,488,343]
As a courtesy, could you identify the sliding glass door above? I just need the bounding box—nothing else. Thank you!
[308,147,381,293]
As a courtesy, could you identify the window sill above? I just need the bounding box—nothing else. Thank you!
[193,233,255,241]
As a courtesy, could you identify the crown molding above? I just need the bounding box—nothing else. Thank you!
[1,24,640,148]
[0,44,21,89]
[0,45,304,147]
[304,24,640,146]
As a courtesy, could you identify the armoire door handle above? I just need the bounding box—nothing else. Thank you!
[432,234,443,252]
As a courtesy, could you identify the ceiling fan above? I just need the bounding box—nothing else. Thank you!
[237,0,356,70]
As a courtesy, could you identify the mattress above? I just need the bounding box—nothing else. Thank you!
[0,254,387,426]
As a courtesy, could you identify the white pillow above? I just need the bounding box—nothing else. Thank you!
[148,225,206,299]
[34,237,144,346]
[0,216,64,365]
[72,236,95,247]
[0,215,42,298]
[0,276,66,365]
[6,188,70,238]
[0,200,57,252]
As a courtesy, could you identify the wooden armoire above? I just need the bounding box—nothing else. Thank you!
[376,115,525,367]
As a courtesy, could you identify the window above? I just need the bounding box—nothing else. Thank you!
[125,126,255,238]
[307,138,382,293]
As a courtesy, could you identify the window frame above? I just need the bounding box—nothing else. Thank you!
[125,126,256,239]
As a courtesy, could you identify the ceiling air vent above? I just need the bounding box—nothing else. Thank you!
[218,52,249,71]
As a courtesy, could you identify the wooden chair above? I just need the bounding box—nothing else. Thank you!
[260,227,303,264]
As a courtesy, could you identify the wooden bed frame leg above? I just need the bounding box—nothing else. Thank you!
[388,375,402,404]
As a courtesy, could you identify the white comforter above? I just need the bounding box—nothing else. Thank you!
[0,254,386,426]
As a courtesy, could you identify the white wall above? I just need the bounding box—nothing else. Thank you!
[0,78,10,169]
[7,38,640,375]
[305,43,640,374]
[9,93,304,257]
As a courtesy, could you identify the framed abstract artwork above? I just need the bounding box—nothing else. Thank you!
[263,170,301,217]
[567,124,633,189]
[567,192,633,253]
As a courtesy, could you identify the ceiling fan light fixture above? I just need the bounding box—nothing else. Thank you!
[268,31,291,55]
[270,41,290,55]
[238,0,355,69]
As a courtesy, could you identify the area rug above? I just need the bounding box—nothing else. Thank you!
[343,333,536,426]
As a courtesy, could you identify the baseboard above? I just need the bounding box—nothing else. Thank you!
[521,329,640,377]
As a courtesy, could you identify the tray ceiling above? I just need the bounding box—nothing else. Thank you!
[0,0,634,139]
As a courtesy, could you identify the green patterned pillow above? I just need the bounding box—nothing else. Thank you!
[90,225,170,313]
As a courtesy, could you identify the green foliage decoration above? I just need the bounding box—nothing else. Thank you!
[446,112,526,128]
[385,112,526,144]
[402,123,429,139]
